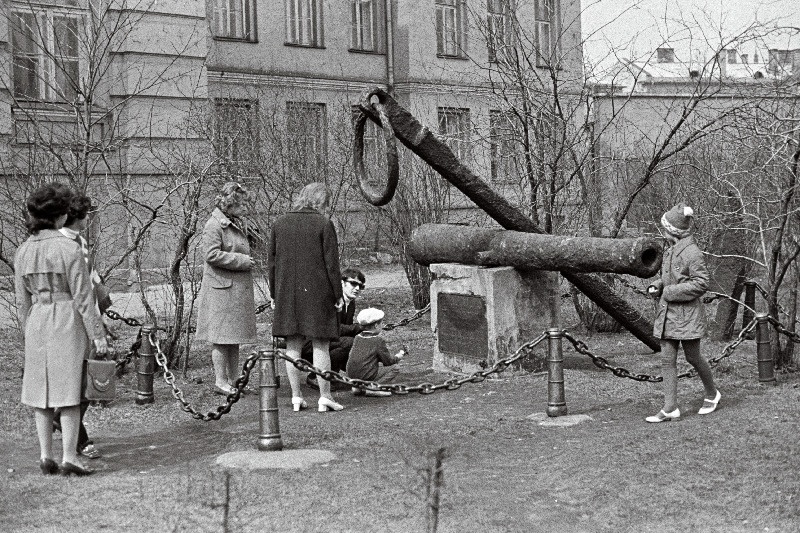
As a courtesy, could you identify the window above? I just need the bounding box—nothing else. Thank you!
[534,0,557,67]
[489,110,516,182]
[436,0,466,58]
[437,107,471,163]
[351,0,384,52]
[286,102,326,180]
[285,0,324,47]
[213,99,260,172]
[11,7,83,102]
[487,0,514,63]
[212,0,257,41]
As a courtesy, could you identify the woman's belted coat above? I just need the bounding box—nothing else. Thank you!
[651,236,709,340]
[195,208,257,344]
[15,230,106,408]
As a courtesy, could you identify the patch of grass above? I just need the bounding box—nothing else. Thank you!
[1,282,799,532]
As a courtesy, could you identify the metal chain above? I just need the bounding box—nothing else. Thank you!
[114,333,141,374]
[767,316,800,344]
[677,317,758,378]
[609,274,651,298]
[382,303,431,331]
[105,309,144,328]
[561,331,663,382]
[278,331,549,394]
[149,330,257,421]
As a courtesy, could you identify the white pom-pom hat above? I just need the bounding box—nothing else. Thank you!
[357,308,385,327]
[661,203,695,238]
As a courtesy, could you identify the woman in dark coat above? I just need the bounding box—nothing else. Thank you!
[15,183,109,476]
[646,203,719,423]
[268,182,344,412]
[195,182,257,395]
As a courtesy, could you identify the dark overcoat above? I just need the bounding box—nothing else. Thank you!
[195,208,257,344]
[15,230,106,408]
[268,208,342,339]
[651,236,709,340]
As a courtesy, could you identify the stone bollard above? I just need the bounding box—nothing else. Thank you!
[135,326,155,405]
[755,314,777,385]
[257,348,283,451]
[546,328,567,417]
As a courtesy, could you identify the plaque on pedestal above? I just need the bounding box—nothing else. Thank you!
[437,293,488,360]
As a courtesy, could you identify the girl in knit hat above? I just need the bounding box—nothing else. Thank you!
[645,203,720,422]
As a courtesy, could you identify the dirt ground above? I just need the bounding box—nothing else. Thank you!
[1,267,799,533]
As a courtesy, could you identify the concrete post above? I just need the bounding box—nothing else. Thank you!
[135,326,155,405]
[546,328,567,417]
[257,349,283,451]
[755,313,777,385]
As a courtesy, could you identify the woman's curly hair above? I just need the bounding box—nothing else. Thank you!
[25,183,74,235]
[215,182,249,214]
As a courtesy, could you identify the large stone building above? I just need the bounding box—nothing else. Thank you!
[0,0,582,278]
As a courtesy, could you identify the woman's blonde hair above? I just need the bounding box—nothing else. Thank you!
[292,182,329,211]
[215,182,249,213]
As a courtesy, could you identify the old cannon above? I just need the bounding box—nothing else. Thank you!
[353,87,661,352]
[409,224,662,278]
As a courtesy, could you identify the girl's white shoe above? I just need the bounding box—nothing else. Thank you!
[318,397,344,412]
[698,390,721,415]
[291,397,308,412]
[645,408,681,423]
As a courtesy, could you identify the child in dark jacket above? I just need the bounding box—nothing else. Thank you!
[346,308,405,397]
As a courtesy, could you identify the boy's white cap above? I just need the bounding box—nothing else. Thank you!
[357,308,384,326]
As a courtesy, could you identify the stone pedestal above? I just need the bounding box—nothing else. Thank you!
[429,263,556,375]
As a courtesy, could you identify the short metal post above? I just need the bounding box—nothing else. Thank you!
[546,328,567,417]
[135,326,155,405]
[743,280,757,333]
[755,313,777,385]
[257,349,283,451]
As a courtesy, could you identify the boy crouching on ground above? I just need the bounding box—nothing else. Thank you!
[346,308,406,397]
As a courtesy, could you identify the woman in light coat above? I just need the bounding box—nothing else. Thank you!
[15,183,109,476]
[268,182,345,412]
[646,203,720,423]
[195,182,257,395]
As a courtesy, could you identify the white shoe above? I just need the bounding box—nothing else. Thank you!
[645,408,681,423]
[318,397,344,412]
[291,397,308,412]
[698,390,721,415]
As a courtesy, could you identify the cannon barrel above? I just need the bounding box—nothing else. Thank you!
[410,224,662,278]
[358,87,661,351]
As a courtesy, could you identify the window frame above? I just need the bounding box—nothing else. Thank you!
[534,0,559,68]
[213,98,261,173]
[286,101,328,179]
[487,0,514,64]
[489,109,517,183]
[212,0,258,42]
[350,0,384,54]
[285,0,324,48]
[435,0,467,59]
[437,106,471,164]
[11,5,86,103]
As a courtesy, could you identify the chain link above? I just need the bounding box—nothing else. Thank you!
[609,274,651,298]
[149,330,257,421]
[767,316,800,344]
[382,303,431,331]
[277,331,549,394]
[561,331,663,382]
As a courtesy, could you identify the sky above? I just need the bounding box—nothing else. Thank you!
[580,0,800,72]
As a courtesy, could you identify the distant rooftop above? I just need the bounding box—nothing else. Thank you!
[594,46,799,94]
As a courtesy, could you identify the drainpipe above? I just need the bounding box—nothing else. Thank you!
[384,0,395,96]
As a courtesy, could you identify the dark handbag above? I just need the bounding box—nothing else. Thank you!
[83,359,117,401]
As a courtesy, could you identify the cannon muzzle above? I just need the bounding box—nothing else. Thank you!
[410,224,662,278]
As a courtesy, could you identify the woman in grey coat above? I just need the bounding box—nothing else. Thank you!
[15,183,109,476]
[195,182,257,395]
[646,203,720,423]
[268,182,345,412]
